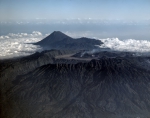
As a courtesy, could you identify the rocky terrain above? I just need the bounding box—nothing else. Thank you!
[1,32,150,118]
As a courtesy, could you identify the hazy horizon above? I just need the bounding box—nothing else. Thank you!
[0,0,150,21]
[0,0,150,58]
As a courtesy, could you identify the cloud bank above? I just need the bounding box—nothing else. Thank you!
[99,38,150,53]
[0,31,150,59]
[0,31,46,59]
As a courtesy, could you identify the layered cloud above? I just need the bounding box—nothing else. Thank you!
[99,38,150,53]
[0,31,46,59]
[0,31,150,59]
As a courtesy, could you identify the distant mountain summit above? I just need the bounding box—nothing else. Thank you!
[34,31,103,50]
[36,31,71,45]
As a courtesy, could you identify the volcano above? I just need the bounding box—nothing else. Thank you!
[34,31,103,50]
[1,32,150,118]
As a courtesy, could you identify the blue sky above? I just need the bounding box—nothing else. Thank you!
[0,0,150,21]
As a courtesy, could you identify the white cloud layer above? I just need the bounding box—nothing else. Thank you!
[99,38,150,53]
[0,31,150,59]
[0,31,46,59]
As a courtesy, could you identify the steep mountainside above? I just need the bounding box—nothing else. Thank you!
[34,31,103,50]
[1,31,150,118]
[1,57,150,118]
[0,49,82,91]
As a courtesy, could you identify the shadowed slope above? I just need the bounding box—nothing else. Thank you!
[2,58,150,118]
[35,31,71,46]
[34,31,103,50]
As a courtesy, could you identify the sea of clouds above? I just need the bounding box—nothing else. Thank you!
[0,31,150,59]
[99,38,150,52]
[0,31,49,59]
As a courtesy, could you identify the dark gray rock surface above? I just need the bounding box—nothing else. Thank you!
[1,32,150,118]
[1,53,150,118]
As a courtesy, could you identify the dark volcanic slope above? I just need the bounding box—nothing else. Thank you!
[1,57,150,118]
[34,31,103,50]
[0,49,82,89]
[35,31,70,46]
[2,30,150,118]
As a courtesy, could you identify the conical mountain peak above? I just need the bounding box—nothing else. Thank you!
[35,31,72,46]
[34,31,103,50]
[47,31,70,39]
[51,31,65,35]
[49,31,71,39]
